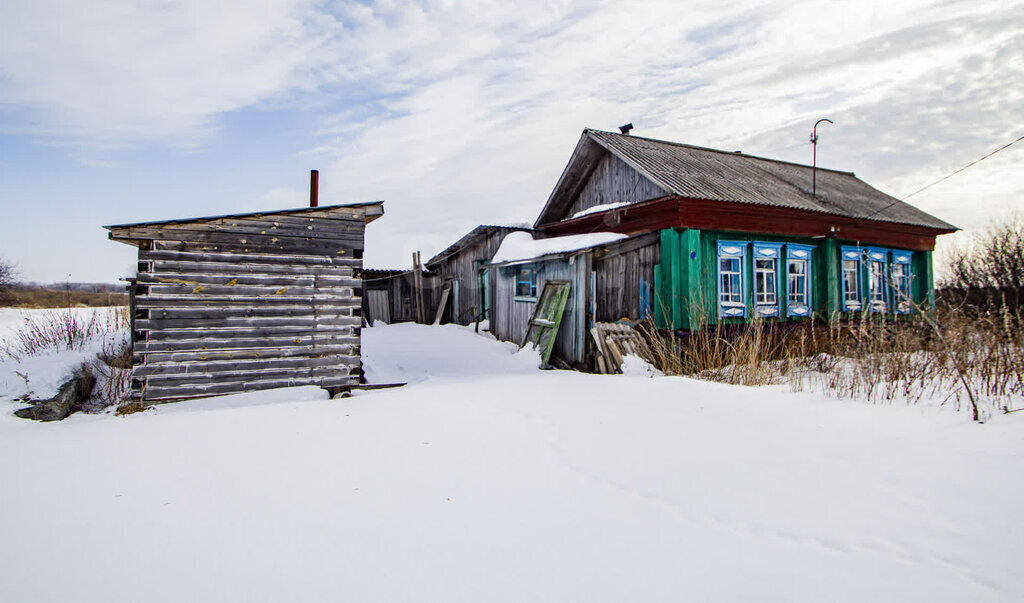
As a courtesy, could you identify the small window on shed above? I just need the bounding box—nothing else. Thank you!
[515,267,537,299]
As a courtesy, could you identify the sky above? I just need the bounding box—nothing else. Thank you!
[0,0,1021,283]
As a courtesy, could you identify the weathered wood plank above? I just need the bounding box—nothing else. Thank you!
[135,354,360,377]
[137,345,357,364]
[140,249,362,267]
[148,260,354,278]
[140,324,358,340]
[135,315,360,330]
[141,364,357,386]
[137,272,361,288]
[138,283,356,297]
[133,296,359,308]
[134,334,359,353]
[143,374,358,401]
[140,306,353,320]
[149,219,365,241]
[152,238,362,257]
[113,225,364,248]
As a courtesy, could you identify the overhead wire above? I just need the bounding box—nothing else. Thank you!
[862,133,1024,220]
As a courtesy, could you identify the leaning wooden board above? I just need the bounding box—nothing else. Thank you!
[521,280,571,368]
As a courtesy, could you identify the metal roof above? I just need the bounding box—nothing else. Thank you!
[535,129,956,232]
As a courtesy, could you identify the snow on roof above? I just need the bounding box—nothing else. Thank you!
[490,231,627,265]
[571,201,631,219]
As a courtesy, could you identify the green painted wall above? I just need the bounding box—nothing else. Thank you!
[654,227,934,330]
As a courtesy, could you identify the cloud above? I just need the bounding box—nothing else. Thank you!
[0,0,338,147]
[1,0,1020,272]
[304,0,1024,266]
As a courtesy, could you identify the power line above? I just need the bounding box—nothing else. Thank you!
[902,133,1024,200]
[861,133,1024,221]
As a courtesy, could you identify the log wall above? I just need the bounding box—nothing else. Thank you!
[109,207,376,402]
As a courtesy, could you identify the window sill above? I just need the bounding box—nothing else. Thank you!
[514,296,538,303]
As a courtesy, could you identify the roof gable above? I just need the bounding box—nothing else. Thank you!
[534,129,956,232]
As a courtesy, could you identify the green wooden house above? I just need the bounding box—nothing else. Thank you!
[529,129,958,333]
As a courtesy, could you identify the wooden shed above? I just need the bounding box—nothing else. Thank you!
[105,202,383,402]
[425,225,532,325]
[487,231,659,367]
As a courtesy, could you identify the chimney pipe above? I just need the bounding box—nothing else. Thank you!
[310,169,319,208]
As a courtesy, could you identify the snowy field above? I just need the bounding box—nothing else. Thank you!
[1,321,1022,602]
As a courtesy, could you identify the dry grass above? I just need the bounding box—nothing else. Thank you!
[2,288,128,309]
[115,401,149,416]
[637,301,1024,419]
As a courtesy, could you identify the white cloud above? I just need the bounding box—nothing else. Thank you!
[1,0,1021,272]
[0,0,337,147]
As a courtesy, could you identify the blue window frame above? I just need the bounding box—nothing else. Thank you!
[515,266,537,299]
[752,242,783,317]
[865,248,889,313]
[891,251,913,314]
[786,244,814,317]
[717,241,747,318]
[840,246,863,311]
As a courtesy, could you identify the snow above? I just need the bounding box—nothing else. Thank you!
[1,322,1023,602]
[490,231,627,265]
[571,201,631,218]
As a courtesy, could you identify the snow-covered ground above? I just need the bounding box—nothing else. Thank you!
[1,321,1022,602]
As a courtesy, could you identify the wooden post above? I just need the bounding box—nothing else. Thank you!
[412,251,425,324]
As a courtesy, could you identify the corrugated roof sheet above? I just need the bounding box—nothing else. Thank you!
[543,130,955,231]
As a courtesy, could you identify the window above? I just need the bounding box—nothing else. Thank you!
[786,244,814,317]
[717,242,746,317]
[515,267,537,299]
[866,248,888,312]
[753,243,782,317]
[891,251,913,314]
[840,247,862,311]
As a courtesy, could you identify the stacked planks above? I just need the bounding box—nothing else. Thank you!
[107,203,381,402]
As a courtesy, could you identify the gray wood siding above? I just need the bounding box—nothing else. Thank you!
[565,153,667,220]
[431,228,522,325]
[113,211,371,403]
[490,256,589,365]
[592,237,660,322]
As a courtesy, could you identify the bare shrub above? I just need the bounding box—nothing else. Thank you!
[1,307,130,360]
[943,216,1024,312]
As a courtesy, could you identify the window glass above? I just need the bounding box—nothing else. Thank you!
[515,267,536,298]
[787,259,807,305]
[842,257,861,310]
[719,257,742,304]
[755,258,777,304]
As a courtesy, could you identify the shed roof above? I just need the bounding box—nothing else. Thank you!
[425,224,533,269]
[104,201,384,231]
[535,129,956,232]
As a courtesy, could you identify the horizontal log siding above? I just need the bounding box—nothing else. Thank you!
[126,216,368,402]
